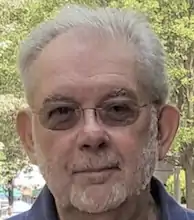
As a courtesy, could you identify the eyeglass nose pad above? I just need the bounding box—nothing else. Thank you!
[82,108,99,123]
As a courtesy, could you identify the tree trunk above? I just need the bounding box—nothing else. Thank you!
[174,167,181,203]
[185,165,194,209]
[7,179,14,206]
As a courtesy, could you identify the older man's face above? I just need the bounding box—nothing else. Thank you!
[17,29,177,213]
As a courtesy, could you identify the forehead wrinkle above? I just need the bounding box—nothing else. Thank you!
[42,87,139,108]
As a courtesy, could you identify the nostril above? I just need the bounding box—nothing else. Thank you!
[81,141,107,151]
[99,142,106,148]
[83,144,90,149]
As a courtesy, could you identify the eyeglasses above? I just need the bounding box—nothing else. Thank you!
[33,99,152,131]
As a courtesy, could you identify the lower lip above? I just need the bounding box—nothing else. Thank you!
[73,169,119,184]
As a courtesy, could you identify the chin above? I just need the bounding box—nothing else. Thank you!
[69,182,128,213]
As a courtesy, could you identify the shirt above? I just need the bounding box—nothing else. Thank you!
[7,177,194,220]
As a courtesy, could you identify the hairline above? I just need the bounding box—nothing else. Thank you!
[18,4,169,106]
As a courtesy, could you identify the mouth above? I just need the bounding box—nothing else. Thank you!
[72,166,120,174]
[72,166,120,184]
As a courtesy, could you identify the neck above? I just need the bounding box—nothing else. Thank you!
[56,188,159,220]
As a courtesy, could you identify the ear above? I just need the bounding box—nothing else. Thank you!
[157,105,180,160]
[16,108,37,165]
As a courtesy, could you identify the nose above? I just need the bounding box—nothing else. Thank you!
[77,109,109,151]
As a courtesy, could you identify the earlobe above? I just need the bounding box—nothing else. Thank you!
[16,108,37,164]
[157,105,180,160]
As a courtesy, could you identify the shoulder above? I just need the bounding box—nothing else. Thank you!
[183,208,194,219]
[6,211,29,220]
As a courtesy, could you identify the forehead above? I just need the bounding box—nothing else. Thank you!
[30,28,139,106]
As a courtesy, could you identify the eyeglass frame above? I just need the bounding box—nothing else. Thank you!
[30,99,159,131]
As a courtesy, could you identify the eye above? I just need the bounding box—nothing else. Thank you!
[39,102,80,130]
[48,106,75,119]
[43,105,78,130]
[109,104,130,114]
[107,103,135,119]
[100,100,139,126]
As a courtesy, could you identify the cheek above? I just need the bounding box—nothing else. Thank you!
[32,124,74,195]
[111,126,150,160]
[109,115,151,176]
[32,118,74,172]
[33,117,63,153]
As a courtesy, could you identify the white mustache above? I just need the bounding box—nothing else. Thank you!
[70,153,120,174]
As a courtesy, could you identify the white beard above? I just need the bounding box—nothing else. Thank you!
[69,107,159,213]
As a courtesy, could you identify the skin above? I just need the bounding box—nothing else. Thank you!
[16,27,179,220]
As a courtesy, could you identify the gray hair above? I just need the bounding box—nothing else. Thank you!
[19,4,168,104]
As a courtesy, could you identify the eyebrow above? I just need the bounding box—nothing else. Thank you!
[43,94,75,105]
[103,88,138,100]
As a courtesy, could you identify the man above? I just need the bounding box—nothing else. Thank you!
[8,4,194,220]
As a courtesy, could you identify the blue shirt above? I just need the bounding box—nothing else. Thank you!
[7,177,194,220]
